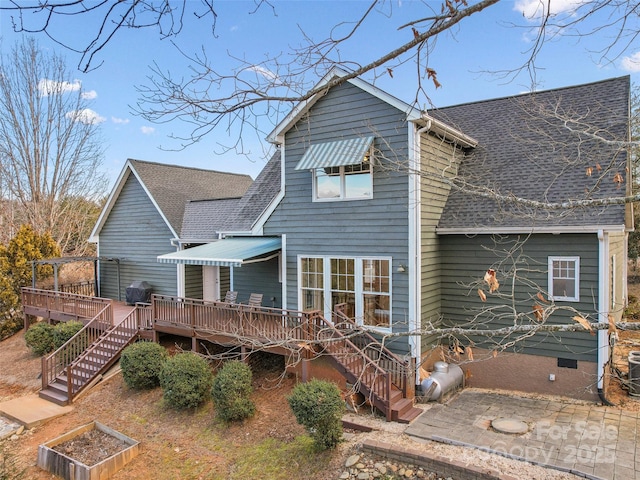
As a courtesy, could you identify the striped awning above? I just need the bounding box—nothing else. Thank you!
[294,136,374,170]
[157,237,281,267]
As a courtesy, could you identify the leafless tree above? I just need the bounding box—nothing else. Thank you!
[0,38,107,255]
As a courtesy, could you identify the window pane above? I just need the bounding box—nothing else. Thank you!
[344,172,372,198]
[316,169,340,198]
[363,293,390,327]
[551,258,578,299]
[301,257,323,311]
[331,258,355,317]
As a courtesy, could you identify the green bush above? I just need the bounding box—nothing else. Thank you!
[287,379,344,450]
[211,360,256,422]
[159,352,213,410]
[24,321,55,356]
[121,341,168,389]
[52,321,84,349]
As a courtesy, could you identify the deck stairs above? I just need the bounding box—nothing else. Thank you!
[317,315,422,423]
[39,308,138,406]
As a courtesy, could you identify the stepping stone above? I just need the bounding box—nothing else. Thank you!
[491,417,529,434]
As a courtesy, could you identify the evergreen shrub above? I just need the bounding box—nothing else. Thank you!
[121,341,168,389]
[211,360,255,422]
[287,379,344,450]
[160,352,213,409]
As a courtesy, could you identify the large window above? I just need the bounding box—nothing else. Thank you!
[314,161,372,200]
[299,256,391,329]
[548,256,580,301]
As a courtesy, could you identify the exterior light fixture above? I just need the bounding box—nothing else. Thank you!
[397,264,407,273]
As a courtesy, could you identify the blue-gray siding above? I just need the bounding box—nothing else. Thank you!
[184,265,203,299]
[263,81,411,355]
[98,174,178,300]
[440,233,599,362]
[233,257,282,308]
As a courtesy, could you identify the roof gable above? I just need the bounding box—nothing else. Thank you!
[436,76,630,233]
[90,159,253,241]
[267,67,475,147]
[180,150,282,240]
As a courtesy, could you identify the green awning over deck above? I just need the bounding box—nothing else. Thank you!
[294,136,374,170]
[157,237,281,267]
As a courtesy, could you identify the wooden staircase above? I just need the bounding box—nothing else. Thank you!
[315,314,422,423]
[40,305,138,406]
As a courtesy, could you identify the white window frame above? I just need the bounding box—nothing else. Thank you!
[297,255,392,332]
[312,153,373,202]
[548,256,580,302]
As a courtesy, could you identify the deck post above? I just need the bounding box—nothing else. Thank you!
[192,337,198,353]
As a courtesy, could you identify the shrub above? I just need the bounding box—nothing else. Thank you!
[287,379,344,450]
[121,341,168,389]
[24,321,55,356]
[159,352,213,409]
[211,360,255,422]
[52,321,84,349]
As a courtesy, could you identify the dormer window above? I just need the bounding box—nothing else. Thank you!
[295,136,374,202]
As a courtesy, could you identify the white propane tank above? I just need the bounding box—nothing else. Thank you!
[421,361,463,402]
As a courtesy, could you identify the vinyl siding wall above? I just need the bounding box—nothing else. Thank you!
[419,133,463,351]
[184,265,203,299]
[232,257,282,308]
[440,233,599,362]
[608,231,627,322]
[263,82,411,355]
[97,174,178,300]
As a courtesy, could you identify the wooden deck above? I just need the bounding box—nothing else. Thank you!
[21,288,420,421]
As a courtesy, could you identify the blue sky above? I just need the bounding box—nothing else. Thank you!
[2,0,640,189]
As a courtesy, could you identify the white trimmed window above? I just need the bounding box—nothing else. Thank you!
[299,256,391,329]
[314,161,372,201]
[548,256,580,301]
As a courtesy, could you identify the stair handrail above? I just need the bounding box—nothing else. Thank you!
[66,308,139,401]
[309,313,393,416]
[41,302,113,396]
[332,308,413,397]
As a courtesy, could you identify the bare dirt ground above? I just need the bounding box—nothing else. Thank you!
[2,282,640,479]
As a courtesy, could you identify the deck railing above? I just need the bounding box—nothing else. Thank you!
[135,302,153,329]
[41,302,113,396]
[22,287,111,322]
[151,294,316,345]
[59,281,96,297]
[309,313,395,420]
[333,309,414,399]
[67,308,138,400]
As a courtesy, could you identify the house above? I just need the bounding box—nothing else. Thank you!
[91,71,631,401]
[88,159,254,301]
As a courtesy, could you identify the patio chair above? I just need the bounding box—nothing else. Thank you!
[223,291,238,304]
[248,293,263,307]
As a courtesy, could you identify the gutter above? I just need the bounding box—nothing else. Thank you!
[597,229,614,405]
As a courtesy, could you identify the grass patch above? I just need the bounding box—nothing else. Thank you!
[229,436,332,480]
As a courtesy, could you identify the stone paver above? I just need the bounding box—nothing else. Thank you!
[406,390,639,480]
[0,415,21,440]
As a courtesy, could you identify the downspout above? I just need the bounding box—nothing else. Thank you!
[408,120,431,385]
[597,229,614,405]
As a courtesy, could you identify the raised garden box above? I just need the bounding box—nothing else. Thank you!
[37,421,139,480]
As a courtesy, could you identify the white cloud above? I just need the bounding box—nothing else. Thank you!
[111,116,130,124]
[66,108,106,125]
[514,0,585,20]
[621,52,640,72]
[82,90,98,100]
[141,126,155,134]
[38,78,82,96]
[246,65,280,82]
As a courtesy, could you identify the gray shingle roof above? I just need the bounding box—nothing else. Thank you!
[180,150,281,240]
[129,159,253,235]
[435,76,630,231]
